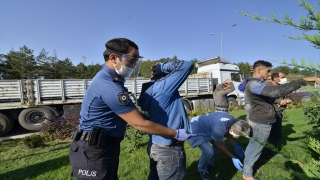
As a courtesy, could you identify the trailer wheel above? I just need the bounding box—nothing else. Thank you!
[228,97,238,107]
[41,106,60,117]
[0,112,14,136]
[182,100,192,111]
[18,108,52,131]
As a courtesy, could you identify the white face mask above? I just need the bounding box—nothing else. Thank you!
[115,65,134,77]
[229,129,240,137]
[114,58,135,78]
[278,78,287,85]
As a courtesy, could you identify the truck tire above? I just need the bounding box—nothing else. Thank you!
[228,97,238,107]
[41,106,60,117]
[18,108,52,131]
[182,100,192,111]
[0,112,14,136]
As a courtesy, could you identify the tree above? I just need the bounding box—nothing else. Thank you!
[271,65,290,75]
[49,50,59,79]
[5,46,38,79]
[36,48,52,78]
[55,58,76,79]
[86,63,103,78]
[75,62,87,79]
[190,58,198,75]
[237,0,320,49]
[291,67,300,74]
[236,62,252,78]
[0,54,6,79]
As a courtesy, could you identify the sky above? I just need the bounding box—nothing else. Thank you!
[1,0,319,68]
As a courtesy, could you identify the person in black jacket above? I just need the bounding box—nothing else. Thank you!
[264,72,291,156]
[241,60,306,180]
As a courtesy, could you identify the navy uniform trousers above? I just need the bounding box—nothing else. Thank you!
[69,138,123,180]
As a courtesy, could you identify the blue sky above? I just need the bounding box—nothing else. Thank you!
[1,0,319,68]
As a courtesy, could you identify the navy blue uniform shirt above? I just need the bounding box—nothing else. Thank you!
[79,64,136,137]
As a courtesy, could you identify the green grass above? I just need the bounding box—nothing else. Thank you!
[0,109,316,180]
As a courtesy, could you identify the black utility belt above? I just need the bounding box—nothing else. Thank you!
[154,140,184,148]
[71,127,123,148]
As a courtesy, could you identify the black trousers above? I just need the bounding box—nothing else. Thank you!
[268,113,283,146]
[69,139,122,180]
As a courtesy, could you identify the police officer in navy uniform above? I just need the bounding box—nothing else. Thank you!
[69,38,195,180]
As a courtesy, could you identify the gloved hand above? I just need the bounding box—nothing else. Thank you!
[233,144,244,158]
[174,129,196,141]
[297,79,307,86]
[232,157,243,171]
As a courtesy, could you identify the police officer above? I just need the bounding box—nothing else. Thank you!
[69,38,195,180]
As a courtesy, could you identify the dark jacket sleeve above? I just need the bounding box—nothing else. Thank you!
[260,79,306,98]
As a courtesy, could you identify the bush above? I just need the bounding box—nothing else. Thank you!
[286,91,305,108]
[228,105,244,112]
[303,102,320,126]
[40,116,79,140]
[187,109,215,118]
[23,134,45,148]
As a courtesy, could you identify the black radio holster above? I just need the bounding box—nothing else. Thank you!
[71,129,82,141]
[88,126,100,146]
[97,129,108,149]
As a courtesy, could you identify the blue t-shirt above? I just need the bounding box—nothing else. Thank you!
[188,112,237,148]
[79,65,136,137]
[138,60,194,146]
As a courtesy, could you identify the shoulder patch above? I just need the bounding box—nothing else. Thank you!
[118,92,130,105]
[109,73,124,83]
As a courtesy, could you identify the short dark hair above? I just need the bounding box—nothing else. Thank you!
[252,60,272,71]
[103,38,139,61]
[271,72,279,80]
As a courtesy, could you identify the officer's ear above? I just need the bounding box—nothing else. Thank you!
[109,53,118,63]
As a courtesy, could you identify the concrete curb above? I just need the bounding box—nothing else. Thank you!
[0,132,36,141]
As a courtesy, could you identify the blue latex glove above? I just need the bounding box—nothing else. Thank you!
[174,129,196,141]
[232,157,243,171]
[233,144,245,158]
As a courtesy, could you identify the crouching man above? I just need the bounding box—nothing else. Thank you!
[188,112,250,180]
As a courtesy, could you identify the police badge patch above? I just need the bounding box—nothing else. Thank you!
[118,92,130,105]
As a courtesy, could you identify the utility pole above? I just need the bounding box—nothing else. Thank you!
[82,56,86,66]
[211,24,237,59]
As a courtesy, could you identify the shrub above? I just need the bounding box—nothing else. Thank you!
[229,105,244,112]
[187,108,215,118]
[303,102,320,126]
[286,91,306,108]
[40,116,79,140]
[23,134,45,148]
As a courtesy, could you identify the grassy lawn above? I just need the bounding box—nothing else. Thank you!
[0,109,315,180]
